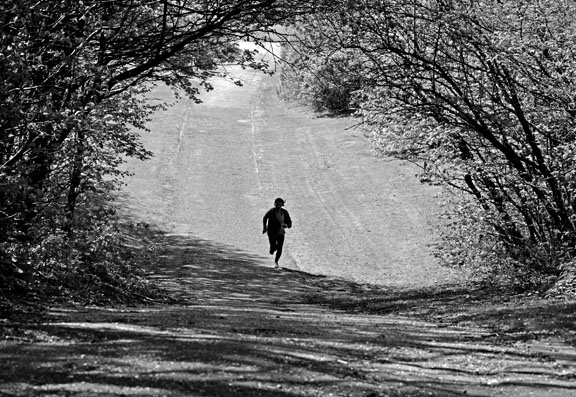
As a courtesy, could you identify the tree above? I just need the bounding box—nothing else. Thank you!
[0,0,317,298]
[288,0,576,288]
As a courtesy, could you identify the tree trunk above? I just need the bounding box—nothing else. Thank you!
[64,128,85,237]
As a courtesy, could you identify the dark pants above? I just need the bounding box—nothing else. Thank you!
[268,233,285,262]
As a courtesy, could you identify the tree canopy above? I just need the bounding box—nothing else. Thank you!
[0,0,317,301]
[282,0,576,289]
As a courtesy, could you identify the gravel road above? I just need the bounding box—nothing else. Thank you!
[121,43,460,288]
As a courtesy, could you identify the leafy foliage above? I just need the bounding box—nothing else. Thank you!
[279,24,365,113]
[286,0,576,291]
[0,0,316,304]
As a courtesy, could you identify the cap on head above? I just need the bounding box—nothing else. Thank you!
[274,197,285,205]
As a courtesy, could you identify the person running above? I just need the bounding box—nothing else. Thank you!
[263,198,292,268]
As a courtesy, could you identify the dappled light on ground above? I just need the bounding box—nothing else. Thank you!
[2,232,576,396]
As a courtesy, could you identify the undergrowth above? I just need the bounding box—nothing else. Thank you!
[0,211,177,320]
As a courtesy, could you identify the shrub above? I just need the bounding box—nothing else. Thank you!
[279,27,364,114]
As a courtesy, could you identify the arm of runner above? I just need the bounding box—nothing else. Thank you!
[262,211,269,234]
[284,210,292,229]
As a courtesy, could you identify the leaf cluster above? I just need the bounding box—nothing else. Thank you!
[279,22,366,113]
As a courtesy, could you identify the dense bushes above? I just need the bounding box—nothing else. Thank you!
[279,25,364,114]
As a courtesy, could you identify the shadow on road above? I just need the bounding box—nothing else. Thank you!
[1,228,576,396]
[304,275,576,345]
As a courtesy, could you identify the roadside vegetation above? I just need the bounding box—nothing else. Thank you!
[280,0,576,295]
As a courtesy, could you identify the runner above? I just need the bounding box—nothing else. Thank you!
[262,198,292,268]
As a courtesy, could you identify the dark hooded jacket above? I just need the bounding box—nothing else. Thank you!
[263,208,292,236]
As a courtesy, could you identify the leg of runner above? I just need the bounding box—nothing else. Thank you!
[274,234,285,267]
[268,234,277,255]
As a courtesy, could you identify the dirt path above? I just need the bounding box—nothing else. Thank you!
[1,237,576,396]
[2,43,576,396]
